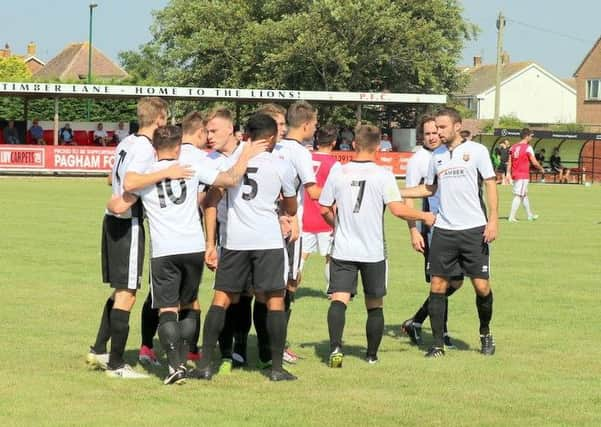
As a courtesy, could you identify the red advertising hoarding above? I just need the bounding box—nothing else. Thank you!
[0,145,412,176]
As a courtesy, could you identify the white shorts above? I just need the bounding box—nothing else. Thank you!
[301,231,332,257]
[512,179,529,197]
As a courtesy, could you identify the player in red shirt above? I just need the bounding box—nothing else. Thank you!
[507,128,544,222]
[300,125,341,290]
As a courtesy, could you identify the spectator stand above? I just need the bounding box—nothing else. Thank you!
[474,128,601,184]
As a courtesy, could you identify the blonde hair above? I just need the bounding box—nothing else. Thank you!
[181,111,205,135]
[287,101,317,128]
[137,97,168,128]
[257,103,286,120]
[205,106,233,123]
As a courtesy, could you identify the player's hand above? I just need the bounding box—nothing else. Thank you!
[205,246,218,271]
[289,215,300,242]
[410,228,425,253]
[483,219,498,243]
[279,215,292,238]
[165,163,194,180]
[422,212,436,229]
[247,139,270,158]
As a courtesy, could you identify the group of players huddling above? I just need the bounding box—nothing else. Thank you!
[86,97,498,384]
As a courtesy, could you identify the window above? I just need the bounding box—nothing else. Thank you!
[586,79,601,100]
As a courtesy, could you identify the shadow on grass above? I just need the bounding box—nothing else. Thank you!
[385,324,472,352]
[294,286,328,300]
[298,339,372,364]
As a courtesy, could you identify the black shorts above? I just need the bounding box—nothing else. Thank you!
[422,229,464,283]
[215,248,286,294]
[101,214,145,290]
[427,226,490,279]
[150,252,204,309]
[285,236,302,282]
[328,258,388,298]
[496,163,507,174]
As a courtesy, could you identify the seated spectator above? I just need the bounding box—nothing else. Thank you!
[29,119,45,145]
[59,123,76,145]
[535,149,546,169]
[340,127,354,145]
[379,132,393,152]
[550,148,570,183]
[93,122,110,146]
[113,121,129,144]
[338,138,352,151]
[3,120,20,144]
[460,130,471,141]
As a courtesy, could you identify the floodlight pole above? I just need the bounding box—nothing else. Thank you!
[87,3,98,121]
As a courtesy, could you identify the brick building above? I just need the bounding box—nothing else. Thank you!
[573,36,601,127]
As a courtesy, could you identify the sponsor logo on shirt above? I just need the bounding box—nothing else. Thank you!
[439,167,466,178]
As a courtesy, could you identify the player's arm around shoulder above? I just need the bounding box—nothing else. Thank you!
[106,192,139,215]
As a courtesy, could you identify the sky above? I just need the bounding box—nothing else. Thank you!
[1,0,599,80]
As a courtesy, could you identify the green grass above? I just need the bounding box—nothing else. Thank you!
[1,177,600,426]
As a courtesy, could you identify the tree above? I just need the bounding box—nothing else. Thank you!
[0,57,31,81]
[120,0,478,124]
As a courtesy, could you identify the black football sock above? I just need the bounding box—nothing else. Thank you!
[476,290,493,335]
[327,300,347,352]
[108,308,130,369]
[92,297,113,354]
[157,311,181,370]
[253,300,271,363]
[218,304,235,359]
[198,305,226,370]
[443,286,458,334]
[366,307,384,357]
[141,292,159,349]
[266,310,287,372]
[179,309,199,363]
[428,292,446,348]
[189,309,201,353]
[233,295,253,360]
[412,296,429,325]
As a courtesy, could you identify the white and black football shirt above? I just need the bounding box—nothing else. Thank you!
[223,151,297,250]
[319,161,402,262]
[273,138,316,224]
[426,141,495,230]
[108,134,155,219]
[136,148,220,258]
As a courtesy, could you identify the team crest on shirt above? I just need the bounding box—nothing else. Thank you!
[463,153,470,162]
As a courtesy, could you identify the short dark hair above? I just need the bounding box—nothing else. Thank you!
[520,127,532,138]
[316,125,338,145]
[436,107,462,124]
[354,124,381,151]
[246,113,277,141]
[152,125,182,152]
[417,114,436,141]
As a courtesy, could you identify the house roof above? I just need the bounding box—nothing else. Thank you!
[573,36,601,77]
[458,61,534,96]
[34,42,128,81]
[562,78,576,90]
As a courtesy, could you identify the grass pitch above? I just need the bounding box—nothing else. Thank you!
[0,177,599,426]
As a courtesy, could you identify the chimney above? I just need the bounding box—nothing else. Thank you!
[0,43,10,58]
[473,56,482,67]
[501,52,510,65]
[27,41,36,57]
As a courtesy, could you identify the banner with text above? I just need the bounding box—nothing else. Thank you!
[0,145,412,177]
